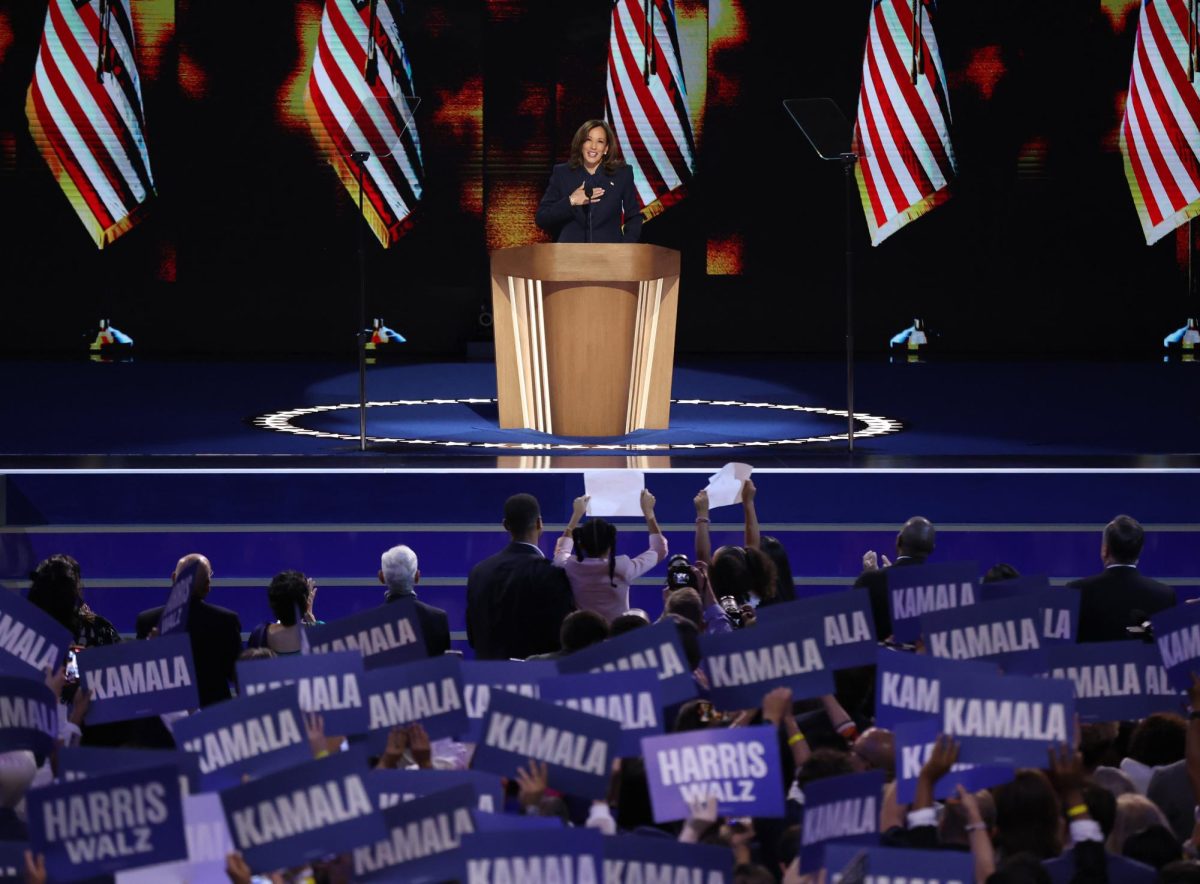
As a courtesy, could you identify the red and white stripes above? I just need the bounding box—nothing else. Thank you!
[853,0,956,246]
[605,0,696,219]
[306,0,424,248]
[25,0,155,248]
[1121,0,1200,245]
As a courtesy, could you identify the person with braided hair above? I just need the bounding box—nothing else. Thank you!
[553,490,667,623]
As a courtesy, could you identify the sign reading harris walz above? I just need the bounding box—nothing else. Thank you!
[887,561,979,643]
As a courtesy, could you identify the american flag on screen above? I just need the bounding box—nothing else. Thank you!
[305,0,424,248]
[1120,0,1200,245]
[853,0,956,246]
[605,0,696,220]
[25,0,155,249]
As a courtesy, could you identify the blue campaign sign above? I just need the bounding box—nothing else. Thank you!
[604,835,731,884]
[700,616,834,709]
[538,669,663,756]
[1153,602,1200,692]
[0,842,26,882]
[887,561,980,643]
[58,746,201,793]
[462,659,558,743]
[115,792,236,884]
[459,828,603,884]
[77,634,200,725]
[368,768,504,814]
[557,619,697,706]
[768,592,877,671]
[892,718,1014,805]
[172,684,310,790]
[307,598,426,669]
[979,577,1080,644]
[471,690,620,800]
[922,593,1046,673]
[1044,641,1181,722]
[873,648,997,730]
[158,560,197,637]
[0,587,72,674]
[799,770,884,872]
[0,676,57,763]
[352,784,476,884]
[824,844,974,884]
[471,812,564,831]
[220,746,384,873]
[237,651,367,736]
[361,654,467,750]
[27,763,186,882]
[940,670,1075,768]
[642,724,784,822]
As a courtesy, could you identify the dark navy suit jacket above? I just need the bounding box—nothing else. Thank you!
[535,162,643,243]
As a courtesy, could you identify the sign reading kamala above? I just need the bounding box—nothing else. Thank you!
[768,592,877,671]
[219,746,385,873]
[58,746,201,793]
[921,594,1046,672]
[1153,601,1200,692]
[471,690,620,800]
[642,724,784,822]
[27,764,186,882]
[237,650,367,736]
[353,784,476,884]
[369,768,504,813]
[78,634,200,725]
[307,597,426,669]
[538,669,663,756]
[462,659,557,743]
[873,648,997,730]
[799,770,884,872]
[1043,641,1180,722]
[893,718,1013,805]
[824,844,974,884]
[700,616,833,709]
[172,684,310,790]
[979,576,1080,643]
[604,836,731,884]
[362,654,467,749]
[0,676,57,762]
[887,561,979,643]
[940,670,1074,768]
[557,619,696,706]
[0,586,72,674]
[459,828,603,884]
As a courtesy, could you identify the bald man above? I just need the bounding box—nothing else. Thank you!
[136,554,242,707]
[854,516,936,640]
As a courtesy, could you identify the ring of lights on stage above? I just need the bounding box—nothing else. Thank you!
[252,398,903,450]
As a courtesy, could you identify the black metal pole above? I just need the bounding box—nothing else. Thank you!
[353,151,370,452]
[844,154,856,453]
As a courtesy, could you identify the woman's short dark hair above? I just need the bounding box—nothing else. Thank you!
[983,562,1021,583]
[28,554,89,632]
[992,770,1062,860]
[567,119,625,175]
[710,546,776,604]
[559,610,609,654]
[574,518,619,586]
[758,536,797,605]
[1127,713,1187,767]
[267,570,310,625]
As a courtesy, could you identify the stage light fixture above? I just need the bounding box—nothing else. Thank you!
[88,319,133,363]
[889,318,928,363]
[1163,317,1199,363]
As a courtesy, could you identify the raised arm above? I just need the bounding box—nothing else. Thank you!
[742,478,760,550]
[554,495,589,564]
[694,489,711,564]
[642,488,662,537]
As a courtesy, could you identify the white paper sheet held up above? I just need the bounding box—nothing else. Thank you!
[583,470,645,517]
[704,462,753,509]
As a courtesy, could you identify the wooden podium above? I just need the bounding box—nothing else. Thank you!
[489,244,681,437]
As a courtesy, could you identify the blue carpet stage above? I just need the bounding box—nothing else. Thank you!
[1,356,1199,462]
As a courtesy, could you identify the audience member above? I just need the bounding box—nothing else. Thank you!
[27,554,120,649]
[378,543,451,656]
[135,553,242,707]
[527,610,609,660]
[609,610,651,636]
[247,570,315,654]
[465,493,575,659]
[854,516,936,639]
[757,535,798,606]
[1069,514,1176,642]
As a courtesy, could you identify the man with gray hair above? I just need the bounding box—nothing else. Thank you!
[378,544,450,656]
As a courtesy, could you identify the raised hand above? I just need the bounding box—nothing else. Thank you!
[515,759,549,808]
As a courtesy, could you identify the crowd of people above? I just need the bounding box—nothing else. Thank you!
[0,478,1193,883]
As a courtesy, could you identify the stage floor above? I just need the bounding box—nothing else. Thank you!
[1,355,1198,468]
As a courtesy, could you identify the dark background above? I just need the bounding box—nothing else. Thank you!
[0,0,1184,358]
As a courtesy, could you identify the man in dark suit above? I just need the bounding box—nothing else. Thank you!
[466,493,575,660]
[1069,514,1176,642]
[135,554,242,707]
[378,543,450,657]
[853,516,936,641]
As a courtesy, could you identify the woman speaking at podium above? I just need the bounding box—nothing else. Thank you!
[535,119,643,244]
